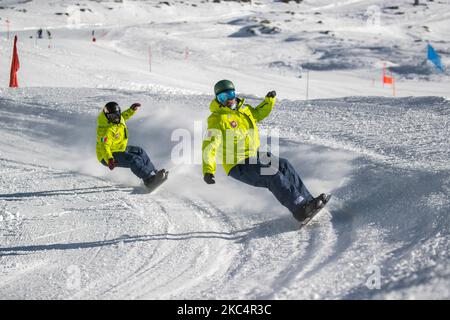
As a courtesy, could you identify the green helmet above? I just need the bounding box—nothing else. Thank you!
[214,80,235,96]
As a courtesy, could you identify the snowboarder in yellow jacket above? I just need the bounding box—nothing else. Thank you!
[202,80,329,223]
[96,101,166,189]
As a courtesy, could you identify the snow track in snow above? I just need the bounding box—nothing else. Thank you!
[0,88,449,299]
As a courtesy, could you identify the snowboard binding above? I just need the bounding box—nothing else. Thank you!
[143,169,169,193]
[293,193,332,227]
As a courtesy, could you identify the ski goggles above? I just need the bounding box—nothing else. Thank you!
[216,89,236,105]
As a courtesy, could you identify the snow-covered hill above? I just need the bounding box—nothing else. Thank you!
[0,88,448,299]
[0,0,449,98]
[0,0,449,299]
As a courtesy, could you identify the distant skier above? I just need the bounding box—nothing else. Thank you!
[202,80,330,223]
[96,102,167,190]
[37,28,43,39]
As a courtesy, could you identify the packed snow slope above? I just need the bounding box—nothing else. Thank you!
[0,88,449,299]
[0,0,449,98]
[0,0,449,300]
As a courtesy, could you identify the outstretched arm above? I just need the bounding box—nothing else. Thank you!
[247,91,276,122]
[122,103,141,121]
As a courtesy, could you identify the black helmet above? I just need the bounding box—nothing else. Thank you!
[214,80,235,96]
[104,101,121,124]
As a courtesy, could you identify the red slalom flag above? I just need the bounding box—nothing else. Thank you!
[383,75,393,84]
[9,35,20,88]
[382,63,394,85]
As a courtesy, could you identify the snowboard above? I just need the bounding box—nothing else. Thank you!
[299,194,332,228]
[144,170,169,194]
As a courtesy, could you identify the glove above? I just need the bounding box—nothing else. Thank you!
[266,91,276,98]
[130,103,141,111]
[203,173,215,185]
[108,158,117,170]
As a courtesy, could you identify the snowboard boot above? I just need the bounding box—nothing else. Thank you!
[293,193,331,223]
[143,169,166,188]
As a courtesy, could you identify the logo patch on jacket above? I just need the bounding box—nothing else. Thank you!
[230,120,237,128]
[101,137,108,143]
[115,133,120,139]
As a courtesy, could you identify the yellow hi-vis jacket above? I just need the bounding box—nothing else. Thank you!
[96,108,136,163]
[202,96,276,175]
